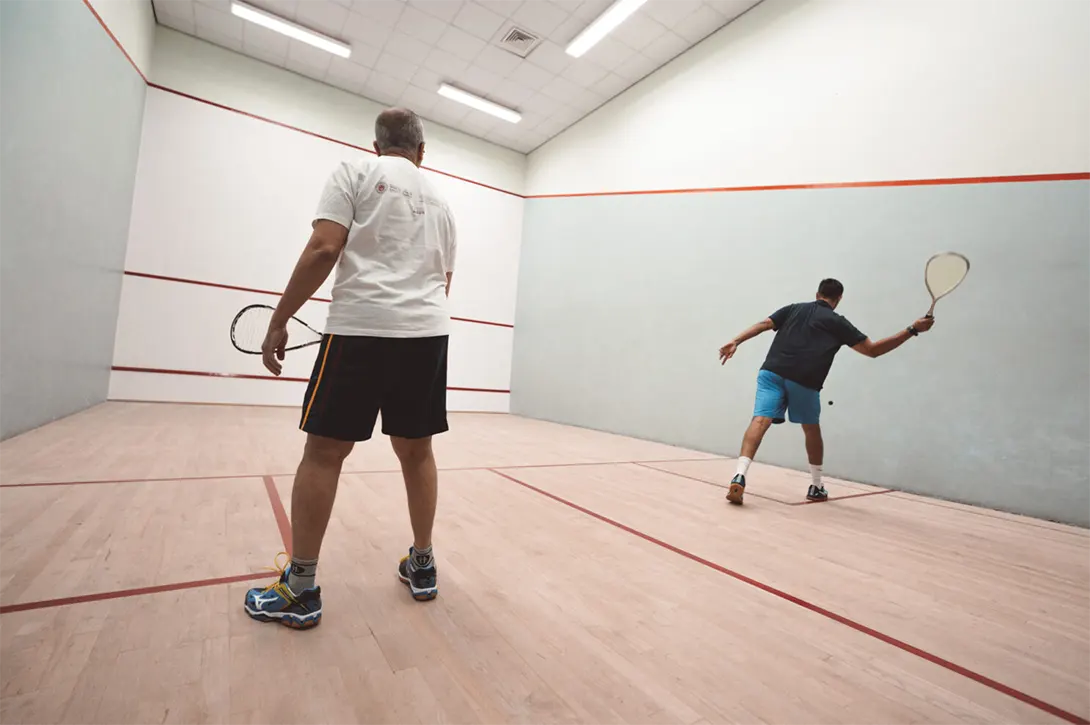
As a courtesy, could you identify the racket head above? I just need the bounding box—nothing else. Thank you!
[230,304,323,354]
[925,252,970,306]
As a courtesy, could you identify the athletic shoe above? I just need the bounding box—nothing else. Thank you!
[243,554,322,629]
[727,474,746,505]
[806,485,829,502]
[397,548,438,601]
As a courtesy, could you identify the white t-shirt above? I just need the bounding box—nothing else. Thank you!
[313,155,457,338]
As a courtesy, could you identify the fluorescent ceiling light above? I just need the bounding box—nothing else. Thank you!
[566,0,649,58]
[437,84,521,124]
[230,1,351,58]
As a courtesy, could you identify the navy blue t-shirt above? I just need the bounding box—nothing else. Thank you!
[761,300,867,391]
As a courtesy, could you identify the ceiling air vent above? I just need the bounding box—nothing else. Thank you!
[496,25,541,58]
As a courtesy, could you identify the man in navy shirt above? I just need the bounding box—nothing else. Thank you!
[718,279,934,503]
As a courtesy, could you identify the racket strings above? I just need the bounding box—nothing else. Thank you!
[230,305,322,354]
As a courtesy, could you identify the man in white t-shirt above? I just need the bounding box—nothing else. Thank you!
[243,108,456,629]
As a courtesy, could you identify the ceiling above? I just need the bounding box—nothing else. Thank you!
[151,0,761,154]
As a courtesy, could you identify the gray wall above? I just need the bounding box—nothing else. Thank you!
[1,0,146,439]
[512,180,1090,526]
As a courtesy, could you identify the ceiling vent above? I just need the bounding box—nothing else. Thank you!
[495,25,541,58]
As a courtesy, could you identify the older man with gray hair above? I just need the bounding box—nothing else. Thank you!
[244,108,457,629]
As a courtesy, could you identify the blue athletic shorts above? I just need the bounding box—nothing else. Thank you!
[753,369,820,425]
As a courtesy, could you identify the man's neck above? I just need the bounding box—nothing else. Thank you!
[379,149,418,166]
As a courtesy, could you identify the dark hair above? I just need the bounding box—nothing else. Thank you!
[817,278,844,299]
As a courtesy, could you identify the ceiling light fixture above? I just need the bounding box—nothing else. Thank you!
[230,1,351,58]
[566,0,649,58]
[437,84,521,124]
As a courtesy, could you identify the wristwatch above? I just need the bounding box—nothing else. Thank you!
[907,325,919,337]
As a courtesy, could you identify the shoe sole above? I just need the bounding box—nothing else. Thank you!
[243,605,321,629]
[806,496,829,502]
[726,483,745,505]
[398,570,438,601]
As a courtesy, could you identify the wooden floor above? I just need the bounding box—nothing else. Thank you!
[1,403,1087,725]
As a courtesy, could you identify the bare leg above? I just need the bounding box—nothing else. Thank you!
[740,416,774,459]
[391,436,437,551]
[290,434,354,560]
[802,424,823,466]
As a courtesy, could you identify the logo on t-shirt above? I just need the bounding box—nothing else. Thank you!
[375,181,387,194]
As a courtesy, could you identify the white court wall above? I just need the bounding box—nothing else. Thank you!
[525,0,1090,195]
[84,0,156,78]
[110,30,527,412]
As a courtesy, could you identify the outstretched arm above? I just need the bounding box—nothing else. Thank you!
[719,318,774,364]
[851,316,934,358]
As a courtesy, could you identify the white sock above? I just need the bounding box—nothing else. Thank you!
[810,464,823,489]
[736,457,752,477]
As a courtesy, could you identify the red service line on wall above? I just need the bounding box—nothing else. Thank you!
[525,172,1090,199]
[111,365,510,394]
[123,271,514,329]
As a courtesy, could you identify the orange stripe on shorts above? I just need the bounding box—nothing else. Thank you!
[301,335,333,427]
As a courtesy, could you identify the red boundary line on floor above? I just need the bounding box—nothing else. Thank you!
[80,0,148,83]
[527,172,1090,199]
[110,365,511,394]
[147,84,525,199]
[122,271,515,329]
[0,572,271,614]
[634,462,897,505]
[488,468,1088,725]
[0,458,726,489]
[263,476,293,555]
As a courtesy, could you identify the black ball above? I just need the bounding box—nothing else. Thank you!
[828,400,834,406]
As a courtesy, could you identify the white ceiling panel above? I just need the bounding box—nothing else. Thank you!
[154,0,763,153]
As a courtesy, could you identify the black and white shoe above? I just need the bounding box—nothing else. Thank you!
[727,474,746,505]
[806,484,828,502]
[397,548,438,601]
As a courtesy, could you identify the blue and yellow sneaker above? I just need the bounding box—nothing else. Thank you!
[244,553,322,629]
[397,548,438,601]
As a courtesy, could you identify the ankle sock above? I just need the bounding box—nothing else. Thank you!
[287,557,318,593]
[736,456,752,478]
[809,464,823,489]
[411,545,434,570]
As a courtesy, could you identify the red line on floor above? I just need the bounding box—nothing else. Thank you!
[789,489,894,505]
[110,365,511,393]
[631,462,791,504]
[263,476,293,556]
[527,172,1090,199]
[122,271,514,328]
[147,84,524,199]
[81,0,147,83]
[488,468,1088,725]
[0,572,272,615]
[1,458,727,489]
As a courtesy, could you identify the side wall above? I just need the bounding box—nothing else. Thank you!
[108,29,526,412]
[513,0,1090,524]
[0,0,148,439]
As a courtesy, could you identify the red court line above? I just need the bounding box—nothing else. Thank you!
[632,462,790,504]
[0,458,725,489]
[110,366,511,393]
[489,468,1088,725]
[0,572,272,615]
[263,476,292,556]
[527,172,1090,199]
[122,271,514,329]
[789,489,893,505]
[81,0,148,83]
[148,84,525,199]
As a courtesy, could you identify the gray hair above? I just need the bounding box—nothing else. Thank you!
[374,107,424,153]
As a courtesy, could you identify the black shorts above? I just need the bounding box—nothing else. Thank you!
[299,334,448,442]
